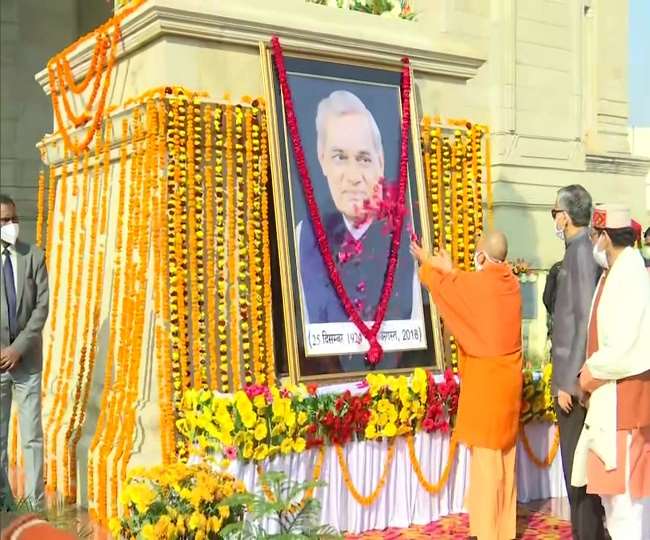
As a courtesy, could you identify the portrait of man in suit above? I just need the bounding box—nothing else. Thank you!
[1,194,49,508]
[293,89,425,364]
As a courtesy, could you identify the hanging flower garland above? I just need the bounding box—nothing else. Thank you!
[520,424,560,468]
[214,105,230,392]
[203,104,220,390]
[235,105,252,385]
[406,435,458,494]
[271,36,412,365]
[335,440,396,506]
[259,106,276,386]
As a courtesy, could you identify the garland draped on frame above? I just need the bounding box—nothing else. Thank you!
[271,36,413,366]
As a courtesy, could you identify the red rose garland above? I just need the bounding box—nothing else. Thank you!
[270,37,412,365]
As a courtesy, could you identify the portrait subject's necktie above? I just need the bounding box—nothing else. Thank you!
[2,247,17,340]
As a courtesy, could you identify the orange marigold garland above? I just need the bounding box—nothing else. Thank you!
[335,440,396,506]
[46,151,82,493]
[35,170,46,247]
[203,104,219,390]
[520,423,560,469]
[154,99,175,464]
[406,435,457,494]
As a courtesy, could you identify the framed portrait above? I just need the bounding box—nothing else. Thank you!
[261,43,444,382]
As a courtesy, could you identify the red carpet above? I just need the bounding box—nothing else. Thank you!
[345,509,572,539]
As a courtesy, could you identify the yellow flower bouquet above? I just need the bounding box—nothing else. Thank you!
[110,462,246,539]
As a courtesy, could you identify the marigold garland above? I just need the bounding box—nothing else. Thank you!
[87,117,130,516]
[248,105,265,383]
[406,434,457,493]
[335,439,396,506]
[520,423,560,469]
[257,445,326,512]
[186,98,206,388]
[46,152,82,492]
[259,107,275,386]
[225,104,240,391]
[35,170,46,247]
[214,106,229,391]
[203,104,219,390]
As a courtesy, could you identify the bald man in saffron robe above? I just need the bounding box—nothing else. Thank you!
[411,231,523,540]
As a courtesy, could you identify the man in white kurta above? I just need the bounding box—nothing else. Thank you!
[572,204,650,540]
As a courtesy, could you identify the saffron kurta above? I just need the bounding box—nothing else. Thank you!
[419,262,523,450]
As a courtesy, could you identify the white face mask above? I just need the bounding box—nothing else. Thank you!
[0,222,19,245]
[592,239,608,269]
[642,246,650,259]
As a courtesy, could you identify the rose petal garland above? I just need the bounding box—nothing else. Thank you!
[270,37,412,365]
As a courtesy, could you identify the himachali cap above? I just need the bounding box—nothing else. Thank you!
[592,203,632,229]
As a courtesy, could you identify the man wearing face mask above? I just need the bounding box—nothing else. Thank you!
[549,185,605,539]
[0,194,49,509]
[411,231,522,540]
[571,204,650,539]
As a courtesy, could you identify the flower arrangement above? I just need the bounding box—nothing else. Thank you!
[110,462,246,540]
[176,368,460,465]
[306,0,416,20]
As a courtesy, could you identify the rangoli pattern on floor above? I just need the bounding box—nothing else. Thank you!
[345,509,572,539]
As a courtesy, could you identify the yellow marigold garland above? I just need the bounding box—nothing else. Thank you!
[226,104,240,391]
[335,440,396,506]
[234,105,252,386]
[249,104,265,383]
[203,104,219,389]
[259,107,275,385]
[87,117,129,516]
[186,98,205,388]
[256,445,326,512]
[214,106,229,391]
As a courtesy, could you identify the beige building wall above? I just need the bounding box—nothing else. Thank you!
[30,0,650,264]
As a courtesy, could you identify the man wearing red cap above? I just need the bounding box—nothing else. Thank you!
[572,204,650,539]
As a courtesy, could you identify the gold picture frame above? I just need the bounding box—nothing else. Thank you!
[260,41,444,383]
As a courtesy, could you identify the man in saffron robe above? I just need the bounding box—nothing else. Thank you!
[410,231,522,540]
[571,204,650,539]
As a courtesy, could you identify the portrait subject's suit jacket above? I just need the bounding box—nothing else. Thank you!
[298,211,415,325]
[1,240,49,374]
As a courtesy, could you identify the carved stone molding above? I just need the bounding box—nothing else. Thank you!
[35,0,486,93]
[585,153,650,177]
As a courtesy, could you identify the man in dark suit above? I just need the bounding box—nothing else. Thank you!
[1,194,49,507]
[296,90,419,371]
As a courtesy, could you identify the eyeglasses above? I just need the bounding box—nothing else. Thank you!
[550,209,565,219]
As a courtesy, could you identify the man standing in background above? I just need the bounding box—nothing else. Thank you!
[550,185,605,539]
[0,194,49,508]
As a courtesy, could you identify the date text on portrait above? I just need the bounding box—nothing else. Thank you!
[305,320,427,356]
